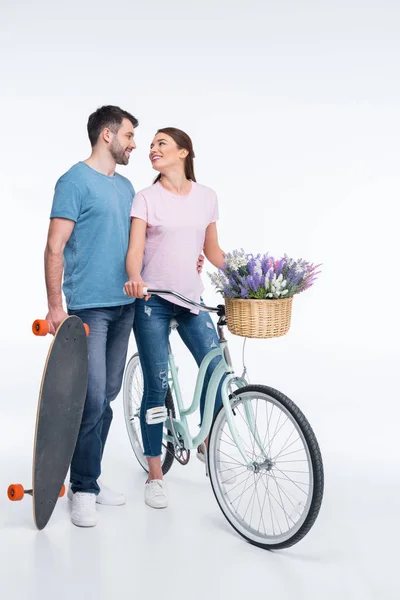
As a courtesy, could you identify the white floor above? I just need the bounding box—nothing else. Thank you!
[1,342,398,600]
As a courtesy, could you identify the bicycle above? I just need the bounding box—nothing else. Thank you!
[122,288,324,550]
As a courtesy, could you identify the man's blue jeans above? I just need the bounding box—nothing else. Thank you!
[68,303,135,494]
[133,295,224,458]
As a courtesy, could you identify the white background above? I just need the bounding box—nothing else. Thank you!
[0,1,399,599]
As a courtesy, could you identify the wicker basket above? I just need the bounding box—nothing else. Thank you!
[224,296,293,339]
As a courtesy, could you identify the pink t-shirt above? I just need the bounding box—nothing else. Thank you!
[130,181,219,314]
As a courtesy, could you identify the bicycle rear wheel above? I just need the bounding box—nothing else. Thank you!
[208,385,324,550]
[122,353,175,475]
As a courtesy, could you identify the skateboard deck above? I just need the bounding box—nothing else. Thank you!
[8,315,89,529]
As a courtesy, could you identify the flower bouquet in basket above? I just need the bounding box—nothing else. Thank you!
[209,249,321,339]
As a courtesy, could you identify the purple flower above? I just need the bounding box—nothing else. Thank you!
[246,273,262,292]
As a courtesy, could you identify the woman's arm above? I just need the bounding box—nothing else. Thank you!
[203,222,225,269]
[124,218,150,298]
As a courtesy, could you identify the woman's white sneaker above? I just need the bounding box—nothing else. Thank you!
[144,479,168,509]
[71,492,97,527]
[96,480,126,505]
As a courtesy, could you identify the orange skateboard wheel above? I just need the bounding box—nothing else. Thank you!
[83,323,90,336]
[32,319,50,336]
[8,484,24,501]
[59,484,66,498]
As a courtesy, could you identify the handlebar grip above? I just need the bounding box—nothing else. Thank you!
[123,286,149,297]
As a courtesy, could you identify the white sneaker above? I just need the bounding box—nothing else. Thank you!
[197,447,237,485]
[71,492,97,527]
[96,480,126,505]
[144,479,168,509]
[68,480,126,506]
[219,467,237,486]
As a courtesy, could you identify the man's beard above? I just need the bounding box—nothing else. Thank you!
[110,138,129,165]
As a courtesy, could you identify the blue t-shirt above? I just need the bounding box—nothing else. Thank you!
[50,161,135,310]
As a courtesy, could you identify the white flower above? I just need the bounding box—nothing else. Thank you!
[225,250,248,270]
[281,289,288,295]
[209,272,228,289]
[254,259,262,277]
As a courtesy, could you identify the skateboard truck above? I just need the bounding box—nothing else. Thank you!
[32,319,90,337]
[7,484,65,501]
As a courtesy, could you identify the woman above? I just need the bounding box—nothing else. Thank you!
[124,127,227,509]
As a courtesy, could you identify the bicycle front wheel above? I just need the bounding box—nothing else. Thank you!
[122,353,175,475]
[208,385,324,550]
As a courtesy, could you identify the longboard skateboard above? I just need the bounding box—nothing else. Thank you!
[7,315,89,530]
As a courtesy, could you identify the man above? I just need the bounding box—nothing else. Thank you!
[45,105,139,527]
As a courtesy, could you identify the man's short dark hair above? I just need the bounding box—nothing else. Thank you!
[87,105,139,147]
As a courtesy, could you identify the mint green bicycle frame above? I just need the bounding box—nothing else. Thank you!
[160,306,267,467]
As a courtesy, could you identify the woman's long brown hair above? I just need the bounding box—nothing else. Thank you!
[153,127,196,183]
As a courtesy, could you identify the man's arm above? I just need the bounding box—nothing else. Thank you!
[44,217,75,333]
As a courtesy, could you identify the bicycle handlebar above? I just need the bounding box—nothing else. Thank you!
[142,288,220,313]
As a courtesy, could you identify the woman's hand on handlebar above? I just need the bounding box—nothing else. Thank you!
[124,280,151,300]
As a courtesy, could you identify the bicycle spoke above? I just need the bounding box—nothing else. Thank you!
[254,474,267,535]
[217,448,247,467]
[270,472,291,530]
[265,473,277,535]
[228,473,259,505]
[272,466,309,496]
[275,459,308,463]
[250,474,258,528]
[271,432,302,462]
[219,435,243,450]
[265,414,290,456]
[261,400,272,454]
[223,472,254,499]
[241,475,258,525]
[221,415,254,454]
[220,424,255,462]
[259,476,295,528]
[233,470,253,514]
[269,473,302,508]
[235,404,254,456]
[273,448,306,460]
[271,474,310,488]
[218,466,247,476]
[218,458,247,467]
[251,399,259,457]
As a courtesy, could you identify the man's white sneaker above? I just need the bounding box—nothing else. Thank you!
[96,480,126,505]
[68,480,126,506]
[71,492,97,527]
[144,479,168,509]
